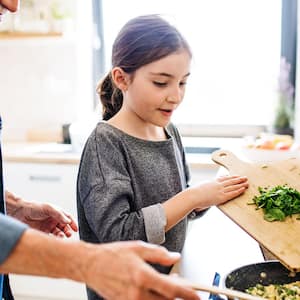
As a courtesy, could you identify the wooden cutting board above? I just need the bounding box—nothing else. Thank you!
[212,149,300,272]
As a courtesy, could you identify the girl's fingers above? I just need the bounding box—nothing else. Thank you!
[224,182,248,193]
[217,175,239,182]
[225,187,248,199]
[222,176,248,187]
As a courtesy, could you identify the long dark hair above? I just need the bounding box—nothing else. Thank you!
[97,14,192,121]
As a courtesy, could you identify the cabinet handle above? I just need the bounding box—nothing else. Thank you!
[29,175,61,182]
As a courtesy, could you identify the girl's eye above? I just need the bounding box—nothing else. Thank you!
[153,81,167,87]
[180,81,187,86]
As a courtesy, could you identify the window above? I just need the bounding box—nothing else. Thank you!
[101,1,281,136]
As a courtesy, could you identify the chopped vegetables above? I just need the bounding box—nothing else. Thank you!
[246,282,300,300]
[251,185,300,221]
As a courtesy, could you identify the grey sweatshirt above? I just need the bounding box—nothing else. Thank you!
[77,122,190,300]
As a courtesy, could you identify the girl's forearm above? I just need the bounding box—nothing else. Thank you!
[162,188,197,231]
[163,176,249,231]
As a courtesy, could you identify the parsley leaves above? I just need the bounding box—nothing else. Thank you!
[251,185,300,222]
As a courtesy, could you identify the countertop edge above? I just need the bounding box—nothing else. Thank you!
[2,142,218,168]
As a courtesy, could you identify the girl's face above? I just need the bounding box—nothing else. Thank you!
[122,50,191,128]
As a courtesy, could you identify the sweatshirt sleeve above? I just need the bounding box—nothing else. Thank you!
[141,203,166,244]
[0,214,27,264]
[77,130,149,243]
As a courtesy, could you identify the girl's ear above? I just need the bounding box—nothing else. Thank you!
[111,67,130,91]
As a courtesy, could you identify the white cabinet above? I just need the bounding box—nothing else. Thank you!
[4,162,79,217]
[3,161,87,300]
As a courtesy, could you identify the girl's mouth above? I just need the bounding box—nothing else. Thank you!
[159,109,173,117]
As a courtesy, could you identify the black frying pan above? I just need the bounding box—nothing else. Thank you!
[224,261,300,292]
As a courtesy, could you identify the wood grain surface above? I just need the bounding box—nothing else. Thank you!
[212,149,300,272]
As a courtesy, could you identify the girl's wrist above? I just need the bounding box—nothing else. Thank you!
[181,188,202,211]
[184,186,210,211]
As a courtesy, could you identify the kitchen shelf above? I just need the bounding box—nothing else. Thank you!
[0,31,63,39]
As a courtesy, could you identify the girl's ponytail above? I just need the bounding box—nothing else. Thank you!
[96,73,123,121]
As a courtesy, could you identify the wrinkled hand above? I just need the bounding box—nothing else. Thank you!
[84,241,200,300]
[6,192,78,237]
[20,202,78,237]
[193,175,248,211]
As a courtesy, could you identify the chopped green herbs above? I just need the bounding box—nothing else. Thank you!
[246,282,300,299]
[251,185,300,222]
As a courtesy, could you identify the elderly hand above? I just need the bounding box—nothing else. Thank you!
[5,191,78,237]
[0,230,199,300]
[83,241,200,300]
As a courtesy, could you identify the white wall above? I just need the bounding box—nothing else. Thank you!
[1,38,77,140]
[0,0,94,142]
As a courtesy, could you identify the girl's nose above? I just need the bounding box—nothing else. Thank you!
[166,93,182,104]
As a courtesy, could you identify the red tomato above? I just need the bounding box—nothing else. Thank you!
[275,142,290,150]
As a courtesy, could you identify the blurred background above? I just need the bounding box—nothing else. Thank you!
[1,1,299,300]
[1,0,297,143]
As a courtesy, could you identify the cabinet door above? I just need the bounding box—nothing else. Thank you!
[3,162,87,300]
[4,162,78,217]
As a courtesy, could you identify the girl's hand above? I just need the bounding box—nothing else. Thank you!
[192,175,248,210]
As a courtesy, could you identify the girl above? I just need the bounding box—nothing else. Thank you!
[77,14,248,300]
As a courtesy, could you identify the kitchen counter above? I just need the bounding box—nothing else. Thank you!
[2,142,220,170]
[3,143,81,165]
[3,136,244,168]
[175,206,264,299]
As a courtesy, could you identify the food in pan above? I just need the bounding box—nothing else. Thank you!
[246,281,300,299]
[250,185,300,221]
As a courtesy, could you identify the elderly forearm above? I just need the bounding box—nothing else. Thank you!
[0,229,201,299]
[0,228,91,283]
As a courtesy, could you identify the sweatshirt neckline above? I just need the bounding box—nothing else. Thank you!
[98,121,173,145]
